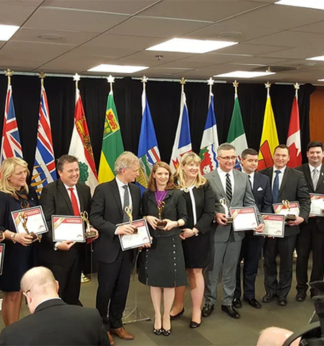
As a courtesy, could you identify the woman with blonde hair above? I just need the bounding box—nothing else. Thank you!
[171,152,214,328]
[139,161,187,336]
[0,157,38,326]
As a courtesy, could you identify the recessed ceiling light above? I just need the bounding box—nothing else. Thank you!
[318,79,324,81]
[307,55,324,61]
[0,24,19,41]
[146,38,237,54]
[214,71,276,78]
[38,34,63,41]
[275,0,324,10]
[88,64,148,73]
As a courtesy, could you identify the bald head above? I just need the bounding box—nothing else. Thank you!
[256,327,300,346]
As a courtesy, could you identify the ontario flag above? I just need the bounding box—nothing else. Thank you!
[170,90,192,173]
[199,91,218,175]
[137,88,161,193]
[31,85,57,196]
[286,96,301,167]
[0,84,22,163]
[68,88,98,194]
[258,95,279,170]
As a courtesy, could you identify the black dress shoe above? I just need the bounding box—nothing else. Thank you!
[232,298,242,309]
[170,307,184,320]
[202,304,214,318]
[262,293,277,303]
[243,298,261,309]
[296,292,306,302]
[221,305,240,319]
[278,296,287,306]
[189,321,201,329]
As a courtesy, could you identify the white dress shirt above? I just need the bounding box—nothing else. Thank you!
[272,166,286,190]
[217,167,235,196]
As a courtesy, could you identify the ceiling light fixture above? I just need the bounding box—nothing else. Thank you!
[146,38,237,54]
[307,55,324,61]
[214,71,276,78]
[0,24,19,41]
[88,64,148,73]
[275,0,324,10]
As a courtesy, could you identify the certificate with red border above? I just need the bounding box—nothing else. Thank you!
[11,206,48,235]
[230,207,258,232]
[255,214,285,238]
[273,201,300,218]
[52,215,85,243]
[310,194,324,217]
[117,219,151,251]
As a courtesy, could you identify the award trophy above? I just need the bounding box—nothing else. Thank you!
[125,206,138,234]
[282,200,297,222]
[19,212,40,242]
[81,211,97,239]
[156,201,167,228]
[219,198,233,224]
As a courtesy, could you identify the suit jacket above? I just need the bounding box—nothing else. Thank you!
[260,166,311,237]
[205,169,263,242]
[0,299,110,345]
[90,179,141,264]
[38,180,91,266]
[296,163,324,231]
[252,172,273,213]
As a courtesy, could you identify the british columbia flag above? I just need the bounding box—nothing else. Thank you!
[31,86,57,196]
[0,85,22,163]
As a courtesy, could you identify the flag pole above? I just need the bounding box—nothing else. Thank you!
[207,77,214,94]
[5,69,13,86]
[107,75,115,93]
[233,80,239,98]
[180,77,186,92]
[73,73,80,90]
[294,82,300,100]
[38,71,46,88]
[265,81,271,97]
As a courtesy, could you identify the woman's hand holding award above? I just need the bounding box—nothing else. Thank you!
[156,201,167,228]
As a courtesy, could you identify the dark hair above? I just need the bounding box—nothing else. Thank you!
[241,148,258,159]
[148,162,174,192]
[57,155,78,172]
[274,144,289,155]
[307,141,323,151]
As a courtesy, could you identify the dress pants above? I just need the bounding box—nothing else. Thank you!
[235,231,264,300]
[296,219,324,295]
[96,250,132,331]
[264,235,296,297]
[204,231,242,306]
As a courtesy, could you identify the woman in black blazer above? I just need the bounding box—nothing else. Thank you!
[171,153,214,328]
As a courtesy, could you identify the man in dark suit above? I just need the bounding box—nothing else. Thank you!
[260,144,310,306]
[90,151,141,345]
[234,148,272,310]
[295,141,324,301]
[0,266,110,346]
[203,143,265,319]
[39,154,98,305]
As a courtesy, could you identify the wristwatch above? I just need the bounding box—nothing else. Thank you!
[192,230,199,237]
[11,233,16,244]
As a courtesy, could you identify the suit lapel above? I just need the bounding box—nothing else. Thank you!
[279,167,290,197]
[111,179,123,216]
[57,180,74,215]
[212,170,227,201]
[303,164,313,191]
[75,184,85,212]
[316,165,324,192]
[253,173,260,194]
[232,170,240,205]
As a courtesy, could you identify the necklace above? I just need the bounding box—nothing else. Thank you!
[183,179,195,193]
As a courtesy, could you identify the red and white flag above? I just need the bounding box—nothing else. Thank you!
[286,95,301,168]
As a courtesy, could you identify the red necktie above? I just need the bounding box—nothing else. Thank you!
[68,188,80,216]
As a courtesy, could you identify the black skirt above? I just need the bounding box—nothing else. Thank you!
[182,232,210,269]
[138,235,187,288]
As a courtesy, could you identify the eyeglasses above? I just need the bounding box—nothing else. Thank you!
[22,289,31,300]
[219,156,237,161]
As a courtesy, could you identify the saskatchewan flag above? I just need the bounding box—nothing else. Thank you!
[98,90,124,183]
[227,94,248,170]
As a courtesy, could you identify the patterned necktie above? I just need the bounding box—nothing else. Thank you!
[272,170,281,204]
[68,188,80,216]
[313,168,319,191]
[226,173,232,202]
[122,185,130,222]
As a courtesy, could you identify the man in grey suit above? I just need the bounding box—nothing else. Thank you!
[203,143,264,319]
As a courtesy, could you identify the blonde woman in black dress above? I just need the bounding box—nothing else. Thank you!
[171,152,214,328]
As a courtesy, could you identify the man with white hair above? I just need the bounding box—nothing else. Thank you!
[0,267,110,345]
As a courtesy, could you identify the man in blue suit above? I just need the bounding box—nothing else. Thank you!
[234,148,272,310]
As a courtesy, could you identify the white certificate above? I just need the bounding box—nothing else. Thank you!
[310,194,324,217]
[255,214,285,238]
[273,201,300,218]
[11,206,48,235]
[117,219,151,251]
[52,216,85,243]
[230,207,258,232]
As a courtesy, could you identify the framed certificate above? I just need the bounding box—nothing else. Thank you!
[11,206,48,235]
[273,201,300,219]
[310,194,324,217]
[0,244,5,275]
[52,216,85,243]
[230,207,258,232]
[117,219,151,251]
[255,214,285,238]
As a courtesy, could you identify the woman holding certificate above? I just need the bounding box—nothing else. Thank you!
[171,153,214,328]
[0,158,38,326]
[139,161,187,336]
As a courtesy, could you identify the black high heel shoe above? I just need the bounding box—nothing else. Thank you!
[153,327,163,335]
[170,307,184,320]
[162,328,172,336]
[189,320,201,328]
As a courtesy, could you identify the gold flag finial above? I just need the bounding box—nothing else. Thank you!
[5,69,13,86]
[141,75,148,91]
[38,72,46,87]
[207,77,214,94]
[265,81,271,97]
[107,75,115,92]
[73,73,81,89]
[294,82,300,98]
[233,80,239,96]
[180,77,186,92]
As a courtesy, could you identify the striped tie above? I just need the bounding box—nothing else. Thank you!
[226,173,232,202]
[313,169,319,191]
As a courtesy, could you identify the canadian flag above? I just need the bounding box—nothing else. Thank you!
[286,96,302,168]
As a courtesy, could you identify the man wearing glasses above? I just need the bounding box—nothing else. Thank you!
[203,143,264,319]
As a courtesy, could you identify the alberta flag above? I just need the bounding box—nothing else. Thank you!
[170,90,192,173]
[137,89,161,193]
[0,84,22,163]
[199,91,218,175]
[227,94,248,170]
[68,88,98,194]
[31,85,57,196]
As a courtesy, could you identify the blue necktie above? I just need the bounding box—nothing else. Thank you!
[272,170,281,203]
